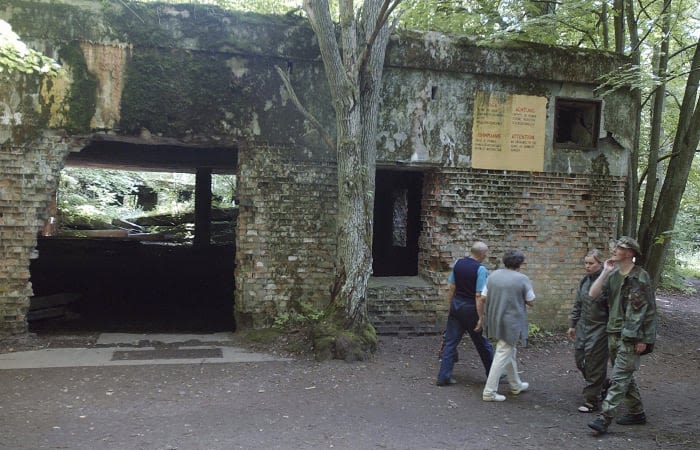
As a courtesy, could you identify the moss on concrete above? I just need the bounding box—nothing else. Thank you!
[243,327,284,344]
[0,72,49,144]
[119,48,237,136]
[2,0,116,42]
[104,2,316,57]
[57,42,97,134]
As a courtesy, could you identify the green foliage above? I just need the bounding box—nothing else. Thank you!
[273,301,324,330]
[399,0,508,36]
[528,322,552,338]
[659,251,699,293]
[58,168,145,226]
[58,168,237,231]
[399,0,613,48]
[0,19,61,75]
[676,256,700,279]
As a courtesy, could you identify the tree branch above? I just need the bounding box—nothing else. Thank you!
[304,0,348,100]
[358,0,402,75]
[275,65,335,152]
[638,148,700,189]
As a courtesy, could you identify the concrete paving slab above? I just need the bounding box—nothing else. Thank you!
[0,333,289,369]
[96,332,236,346]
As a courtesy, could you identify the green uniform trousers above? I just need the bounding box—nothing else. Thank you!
[601,333,644,418]
[574,326,608,406]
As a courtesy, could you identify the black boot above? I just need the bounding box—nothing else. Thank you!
[588,415,612,434]
[616,412,647,425]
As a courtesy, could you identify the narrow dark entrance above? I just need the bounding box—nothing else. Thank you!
[372,169,423,276]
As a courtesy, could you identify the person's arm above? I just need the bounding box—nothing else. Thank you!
[589,259,615,298]
[622,272,656,354]
[474,266,488,332]
[568,279,584,340]
[446,284,455,304]
[475,293,485,332]
[525,281,535,307]
[444,266,457,312]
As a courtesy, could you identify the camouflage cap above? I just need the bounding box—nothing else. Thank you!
[616,236,641,256]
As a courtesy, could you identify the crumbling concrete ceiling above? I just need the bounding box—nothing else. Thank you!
[66,136,238,174]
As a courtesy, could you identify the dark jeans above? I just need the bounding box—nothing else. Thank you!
[437,299,494,382]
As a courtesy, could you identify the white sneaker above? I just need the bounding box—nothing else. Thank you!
[482,392,506,402]
[511,382,529,395]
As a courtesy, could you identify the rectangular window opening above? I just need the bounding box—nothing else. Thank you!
[554,98,601,149]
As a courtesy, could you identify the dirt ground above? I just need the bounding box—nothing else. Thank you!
[0,282,698,449]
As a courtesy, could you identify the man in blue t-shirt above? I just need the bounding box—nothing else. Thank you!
[436,241,494,386]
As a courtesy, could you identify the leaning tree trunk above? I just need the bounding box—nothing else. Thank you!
[644,36,700,288]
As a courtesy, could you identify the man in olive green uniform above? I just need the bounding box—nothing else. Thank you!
[587,237,657,435]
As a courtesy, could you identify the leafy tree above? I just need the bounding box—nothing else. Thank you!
[58,169,145,229]
[638,34,700,286]
[277,0,400,360]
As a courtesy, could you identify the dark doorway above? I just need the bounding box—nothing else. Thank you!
[29,238,235,333]
[372,169,423,276]
[28,139,238,334]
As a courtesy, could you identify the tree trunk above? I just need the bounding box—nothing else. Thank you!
[621,0,641,237]
[644,36,700,287]
[601,1,609,50]
[637,0,671,263]
[613,0,625,53]
[303,0,396,359]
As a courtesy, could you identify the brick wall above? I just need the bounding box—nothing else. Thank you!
[236,153,625,334]
[419,168,625,330]
[235,143,337,328]
[367,277,444,335]
[0,134,72,335]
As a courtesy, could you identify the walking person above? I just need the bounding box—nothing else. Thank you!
[587,236,658,435]
[567,249,610,413]
[481,249,535,402]
[436,241,494,386]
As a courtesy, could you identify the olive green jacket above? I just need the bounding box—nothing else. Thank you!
[570,269,608,349]
[602,265,657,344]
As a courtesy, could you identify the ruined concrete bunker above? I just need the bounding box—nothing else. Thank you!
[0,1,636,336]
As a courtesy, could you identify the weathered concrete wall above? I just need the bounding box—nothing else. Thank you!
[1,1,634,170]
[380,38,633,174]
[0,1,637,335]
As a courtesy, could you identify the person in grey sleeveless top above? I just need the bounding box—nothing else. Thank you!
[481,249,535,402]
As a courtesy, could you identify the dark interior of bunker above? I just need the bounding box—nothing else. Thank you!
[28,140,237,334]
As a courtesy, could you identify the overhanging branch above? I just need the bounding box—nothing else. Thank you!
[638,148,700,189]
[275,65,336,153]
